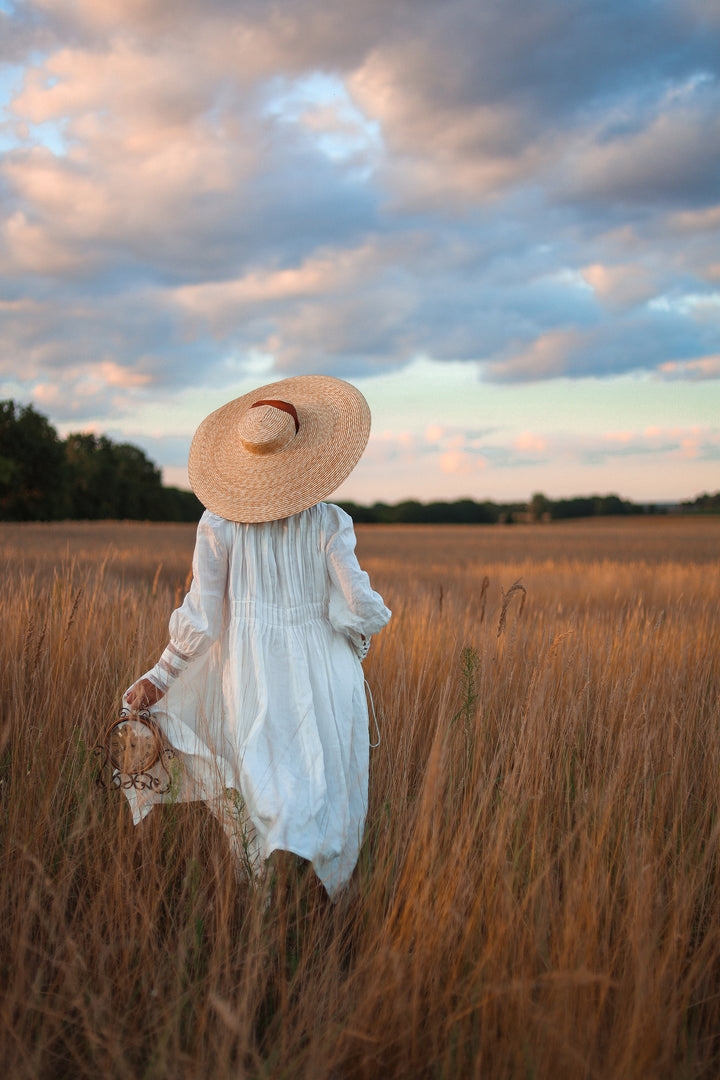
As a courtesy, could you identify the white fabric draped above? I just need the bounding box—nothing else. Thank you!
[121,502,391,898]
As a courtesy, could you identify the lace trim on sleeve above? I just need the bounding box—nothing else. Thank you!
[151,642,193,688]
[157,655,183,680]
[166,642,193,663]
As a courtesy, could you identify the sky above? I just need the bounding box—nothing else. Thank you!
[1,0,719,505]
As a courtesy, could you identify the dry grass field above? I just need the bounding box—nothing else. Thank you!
[1,515,719,1079]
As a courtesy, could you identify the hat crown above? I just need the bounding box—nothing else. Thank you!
[238,403,296,455]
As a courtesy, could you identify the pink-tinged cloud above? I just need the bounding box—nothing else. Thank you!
[394,431,414,448]
[348,46,549,206]
[588,425,720,463]
[604,430,635,443]
[32,360,152,415]
[489,329,583,381]
[581,262,657,308]
[445,434,465,452]
[439,450,486,475]
[669,203,720,233]
[514,431,548,453]
[424,423,444,444]
[96,361,152,388]
[0,297,45,314]
[659,355,720,379]
[173,243,381,323]
[32,383,65,407]
[563,87,720,206]
[31,0,155,32]
[362,430,419,467]
[2,208,85,275]
[3,39,259,279]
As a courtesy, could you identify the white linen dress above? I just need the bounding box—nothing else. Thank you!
[121,501,391,898]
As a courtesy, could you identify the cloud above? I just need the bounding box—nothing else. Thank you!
[588,425,720,464]
[172,242,382,323]
[29,358,154,418]
[439,449,486,475]
[669,203,720,234]
[2,205,86,275]
[362,429,421,469]
[581,263,657,308]
[561,81,720,208]
[357,419,720,493]
[0,0,718,501]
[349,44,548,206]
[514,432,548,454]
[487,330,584,382]
[497,424,720,468]
[658,355,720,379]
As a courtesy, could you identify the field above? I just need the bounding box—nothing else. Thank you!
[1,516,720,1079]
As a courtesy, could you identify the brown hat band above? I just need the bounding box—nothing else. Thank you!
[251,399,300,433]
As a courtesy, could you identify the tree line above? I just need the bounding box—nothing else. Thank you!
[338,493,651,524]
[680,491,720,514]
[2,398,717,524]
[0,400,202,522]
[340,490,720,523]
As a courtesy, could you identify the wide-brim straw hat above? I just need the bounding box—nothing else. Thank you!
[188,374,371,522]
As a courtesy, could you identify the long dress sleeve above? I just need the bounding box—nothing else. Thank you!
[324,503,391,651]
[144,511,230,692]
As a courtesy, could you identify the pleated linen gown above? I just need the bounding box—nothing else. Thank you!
[121,501,391,898]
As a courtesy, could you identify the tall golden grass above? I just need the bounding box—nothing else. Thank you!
[1,516,719,1078]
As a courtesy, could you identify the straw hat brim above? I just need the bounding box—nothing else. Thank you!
[188,375,371,522]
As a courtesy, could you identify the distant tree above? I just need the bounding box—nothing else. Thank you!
[681,491,720,513]
[593,494,635,516]
[390,500,426,523]
[371,502,393,523]
[529,492,551,521]
[64,434,115,518]
[0,398,207,522]
[339,498,503,525]
[113,441,164,518]
[64,433,165,519]
[337,501,380,523]
[0,400,67,520]
[547,493,642,519]
[157,486,204,522]
[423,500,500,523]
[551,497,595,519]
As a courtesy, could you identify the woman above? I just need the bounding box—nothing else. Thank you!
[123,375,391,898]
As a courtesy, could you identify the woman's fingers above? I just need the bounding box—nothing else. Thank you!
[126,678,165,709]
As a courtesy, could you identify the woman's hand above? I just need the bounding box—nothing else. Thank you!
[352,634,371,660]
[126,678,165,710]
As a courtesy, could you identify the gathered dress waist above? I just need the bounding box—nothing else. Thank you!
[231,598,327,627]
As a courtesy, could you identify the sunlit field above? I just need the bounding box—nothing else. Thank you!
[1,516,720,1079]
